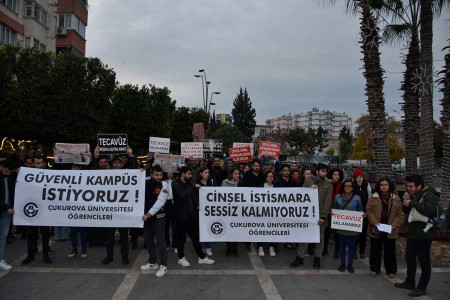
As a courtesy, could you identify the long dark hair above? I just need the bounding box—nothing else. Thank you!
[227,167,240,181]
[327,168,344,182]
[197,166,209,182]
[375,177,395,197]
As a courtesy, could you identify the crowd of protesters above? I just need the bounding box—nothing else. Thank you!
[0,147,441,296]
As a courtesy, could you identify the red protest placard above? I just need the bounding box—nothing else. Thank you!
[229,146,252,163]
[258,141,281,158]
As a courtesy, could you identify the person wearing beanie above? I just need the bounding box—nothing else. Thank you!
[353,168,372,259]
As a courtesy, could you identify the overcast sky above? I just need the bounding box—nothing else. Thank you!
[86,0,450,124]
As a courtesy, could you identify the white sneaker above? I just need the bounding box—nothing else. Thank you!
[178,257,191,267]
[155,265,167,278]
[269,247,276,257]
[258,247,265,257]
[140,263,159,271]
[0,260,12,271]
[205,248,213,256]
[198,257,215,264]
[174,248,178,254]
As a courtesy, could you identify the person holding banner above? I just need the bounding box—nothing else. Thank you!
[333,180,364,273]
[291,169,302,187]
[163,172,177,253]
[242,159,264,252]
[274,165,295,188]
[195,166,215,256]
[140,165,169,278]
[101,157,130,266]
[291,163,331,269]
[325,168,344,259]
[366,177,403,279]
[257,170,277,257]
[172,167,215,267]
[221,167,241,257]
[22,154,52,265]
[0,159,17,270]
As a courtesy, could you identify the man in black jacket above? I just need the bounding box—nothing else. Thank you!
[172,166,215,267]
[242,159,264,251]
[101,157,130,265]
[0,159,18,270]
[140,165,169,278]
[22,154,52,265]
[274,165,295,187]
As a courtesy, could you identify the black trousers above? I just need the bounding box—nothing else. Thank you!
[27,226,50,257]
[176,221,205,260]
[164,201,178,248]
[406,238,432,289]
[357,217,369,254]
[144,217,168,266]
[130,228,142,245]
[369,237,397,274]
[323,226,339,254]
[105,228,129,259]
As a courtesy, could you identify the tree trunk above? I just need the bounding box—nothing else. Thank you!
[402,30,421,176]
[419,0,434,183]
[439,45,450,209]
[360,0,393,179]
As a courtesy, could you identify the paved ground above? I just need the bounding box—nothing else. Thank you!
[0,235,449,300]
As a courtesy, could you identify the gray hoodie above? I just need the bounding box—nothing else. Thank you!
[221,179,239,187]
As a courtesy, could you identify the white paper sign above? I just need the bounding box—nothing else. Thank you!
[55,143,90,165]
[181,142,203,158]
[331,209,364,232]
[199,187,320,242]
[13,168,146,228]
[377,223,392,234]
[149,137,170,154]
[233,142,254,154]
[154,154,185,173]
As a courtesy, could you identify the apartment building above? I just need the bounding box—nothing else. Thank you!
[0,0,88,55]
[266,108,353,139]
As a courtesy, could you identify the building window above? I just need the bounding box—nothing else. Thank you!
[0,23,17,45]
[24,1,48,27]
[58,14,86,38]
[33,38,39,48]
[24,36,31,48]
[58,14,72,28]
[40,42,45,51]
[1,0,17,12]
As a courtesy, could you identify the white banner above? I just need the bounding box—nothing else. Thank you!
[181,142,203,158]
[13,168,146,228]
[55,143,90,165]
[149,137,170,154]
[199,187,320,242]
[331,209,364,233]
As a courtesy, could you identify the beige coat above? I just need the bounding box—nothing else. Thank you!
[366,192,404,239]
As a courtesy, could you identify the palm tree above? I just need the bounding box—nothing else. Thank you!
[381,0,421,176]
[418,0,434,183]
[439,42,449,209]
[359,0,394,178]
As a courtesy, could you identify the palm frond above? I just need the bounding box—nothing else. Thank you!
[381,23,411,45]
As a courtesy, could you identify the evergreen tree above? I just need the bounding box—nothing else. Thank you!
[231,87,256,142]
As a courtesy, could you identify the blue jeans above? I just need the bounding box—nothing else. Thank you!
[339,234,357,266]
[0,213,12,261]
[70,227,87,251]
[54,227,70,240]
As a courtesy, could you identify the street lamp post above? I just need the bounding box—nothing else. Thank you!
[208,92,221,114]
[193,75,205,109]
[199,69,210,111]
[393,109,402,120]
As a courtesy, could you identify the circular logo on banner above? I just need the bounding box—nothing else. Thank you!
[208,219,226,238]
[19,199,43,222]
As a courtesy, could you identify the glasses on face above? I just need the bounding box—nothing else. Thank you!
[344,185,353,188]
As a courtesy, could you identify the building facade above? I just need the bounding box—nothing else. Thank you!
[0,0,87,56]
[266,108,353,139]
